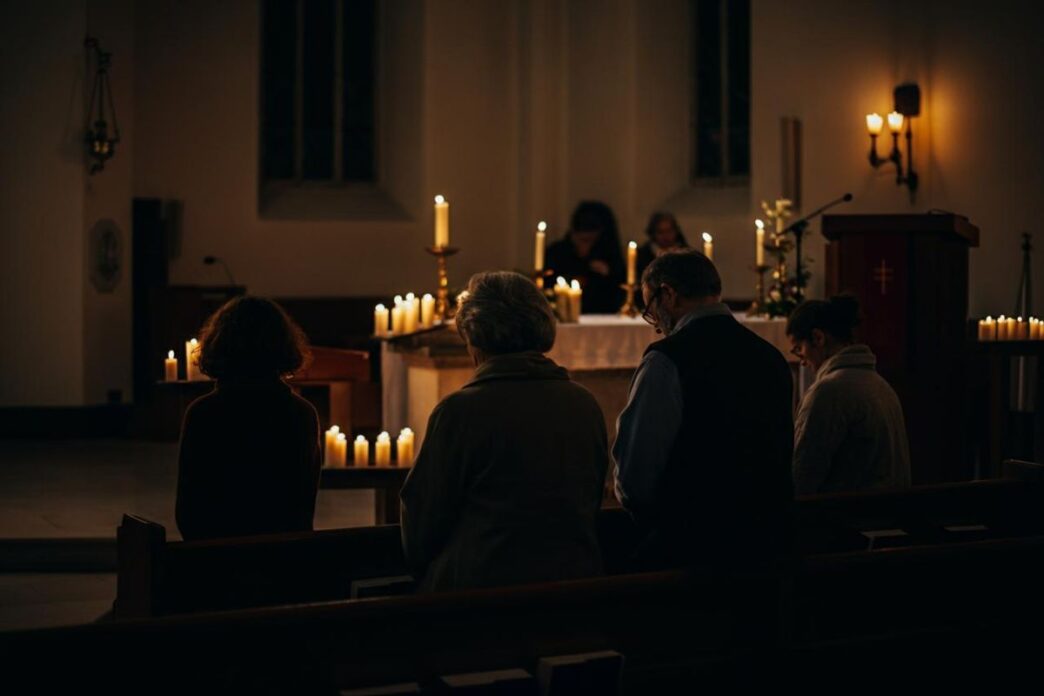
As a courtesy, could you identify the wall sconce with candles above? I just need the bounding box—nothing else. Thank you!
[865,83,920,198]
[84,36,120,175]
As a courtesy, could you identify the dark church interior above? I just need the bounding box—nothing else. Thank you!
[2,0,1044,692]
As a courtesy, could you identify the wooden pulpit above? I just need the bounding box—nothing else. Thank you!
[822,213,980,484]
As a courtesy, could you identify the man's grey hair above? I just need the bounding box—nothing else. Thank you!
[642,249,722,299]
[455,271,556,355]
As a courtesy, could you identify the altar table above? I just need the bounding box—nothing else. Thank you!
[381,314,800,448]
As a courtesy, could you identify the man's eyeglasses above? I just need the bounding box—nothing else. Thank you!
[641,286,663,326]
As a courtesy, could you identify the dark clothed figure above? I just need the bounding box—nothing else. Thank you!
[544,200,626,313]
[175,296,321,540]
[400,272,607,592]
[176,380,321,540]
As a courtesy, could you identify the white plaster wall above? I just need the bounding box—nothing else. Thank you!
[0,1,87,406]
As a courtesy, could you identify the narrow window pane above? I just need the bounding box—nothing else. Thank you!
[262,0,296,180]
[726,0,751,176]
[694,0,723,179]
[302,0,334,180]
[342,0,376,182]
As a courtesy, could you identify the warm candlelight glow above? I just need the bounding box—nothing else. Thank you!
[866,112,883,135]
[375,431,392,466]
[434,195,444,204]
[353,434,369,467]
[702,232,714,261]
[164,350,178,382]
[755,219,765,230]
[626,241,638,285]
[537,221,547,232]
[702,232,713,243]
[887,111,904,133]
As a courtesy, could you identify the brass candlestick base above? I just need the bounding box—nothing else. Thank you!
[532,268,554,292]
[746,264,772,317]
[425,246,460,321]
[618,283,639,317]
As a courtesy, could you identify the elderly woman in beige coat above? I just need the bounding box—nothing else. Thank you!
[787,295,911,495]
[400,271,608,592]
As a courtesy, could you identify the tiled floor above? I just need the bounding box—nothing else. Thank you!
[0,438,376,631]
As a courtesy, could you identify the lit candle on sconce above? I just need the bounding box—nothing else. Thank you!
[164,350,178,382]
[887,111,904,133]
[754,219,765,266]
[702,232,714,261]
[865,113,884,136]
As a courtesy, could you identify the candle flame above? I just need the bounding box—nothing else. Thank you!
[406,292,415,301]
[537,221,547,232]
[755,219,765,229]
[355,435,367,443]
[377,431,390,442]
[336,433,346,442]
[985,316,992,321]
[866,113,883,135]
[330,425,340,434]
[628,241,637,249]
[167,350,174,359]
[189,338,198,346]
[556,276,568,287]
[571,279,581,291]
[394,295,403,305]
[400,427,413,436]
[702,232,713,243]
[376,303,386,311]
[422,293,433,301]
[887,111,904,133]
[434,195,445,204]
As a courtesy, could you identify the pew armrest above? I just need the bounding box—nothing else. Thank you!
[115,514,167,620]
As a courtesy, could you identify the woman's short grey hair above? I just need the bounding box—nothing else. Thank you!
[456,271,556,355]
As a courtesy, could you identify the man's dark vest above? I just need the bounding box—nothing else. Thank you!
[641,313,794,568]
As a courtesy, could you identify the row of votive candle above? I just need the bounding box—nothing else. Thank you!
[978,316,1044,341]
[324,426,415,467]
[553,277,583,323]
[163,339,207,381]
[375,293,436,337]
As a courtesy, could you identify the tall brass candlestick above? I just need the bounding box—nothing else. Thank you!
[746,264,771,317]
[618,283,639,318]
[425,246,459,321]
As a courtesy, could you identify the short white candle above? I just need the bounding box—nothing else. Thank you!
[164,350,178,382]
[375,431,392,467]
[421,293,435,328]
[569,279,582,321]
[353,435,370,467]
[374,304,389,337]
[324,425,340,468]
[185,338,202,381]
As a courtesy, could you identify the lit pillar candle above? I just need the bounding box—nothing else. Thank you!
[324,425,341,468]
[1006,316,1017,340]
[554,276,570,322]
[185,338,201,381]
[535,221,547,271]
[334,433,348,468]
[1017,317,1028,340]
[397,427,414,467]
[997,316,1008,340]
[374,304,389,337]
[569,279,583,321]
[979,317,996,341]
[755,219,766,266]
[164,350,178,381]
[391,296,405,335]
[702,232,714,261]
[421,293,435,328]
[626,241,638,285]
[403,293,419,333]
[375,431,392,466]
[434,195,449,248]
[353,435,369,467]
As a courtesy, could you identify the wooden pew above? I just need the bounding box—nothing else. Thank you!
[114,471,1044,620]
[10,534,1044,693]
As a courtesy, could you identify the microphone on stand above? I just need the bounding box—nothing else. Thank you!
[203,255,236,288]
[783,193,853,302]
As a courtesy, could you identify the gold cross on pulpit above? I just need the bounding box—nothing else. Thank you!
[872,259,894,295]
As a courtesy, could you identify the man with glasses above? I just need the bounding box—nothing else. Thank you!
[613,249,794,571]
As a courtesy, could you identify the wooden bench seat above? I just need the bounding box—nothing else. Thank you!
[9,534,1044,692]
